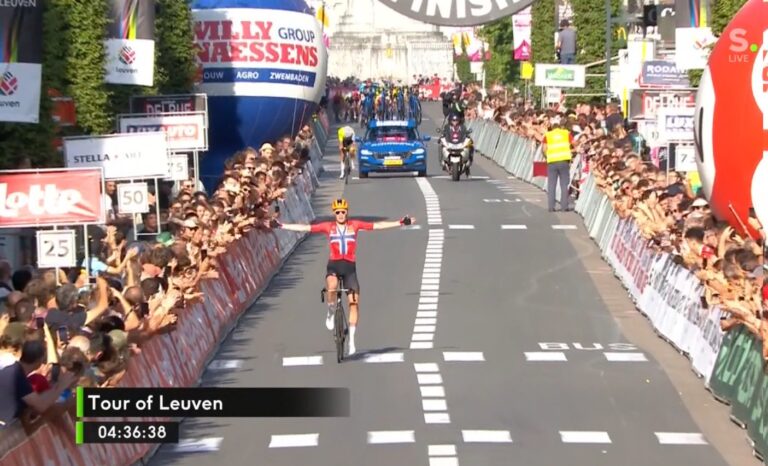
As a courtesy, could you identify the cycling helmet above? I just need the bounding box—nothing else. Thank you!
[331,198,349,211]
[341,126,354,138]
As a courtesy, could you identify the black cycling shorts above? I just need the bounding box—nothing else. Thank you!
[326,259,360,294]
[342,137,353,147]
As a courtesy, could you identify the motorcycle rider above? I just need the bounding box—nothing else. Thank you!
[438,112,474,175]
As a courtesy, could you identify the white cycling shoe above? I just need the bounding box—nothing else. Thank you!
[325,309,334,330]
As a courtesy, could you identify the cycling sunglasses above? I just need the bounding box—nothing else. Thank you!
[334,210,347,215]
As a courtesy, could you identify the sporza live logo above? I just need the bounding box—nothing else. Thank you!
[119,46,136,65]
[0,72,18,96]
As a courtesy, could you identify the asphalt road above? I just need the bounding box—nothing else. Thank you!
[149,104,745,466]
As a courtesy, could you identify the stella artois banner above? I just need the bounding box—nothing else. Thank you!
[104,0,156,86]
[0,0,43,123]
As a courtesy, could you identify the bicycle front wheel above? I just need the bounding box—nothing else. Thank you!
[334,302,346,362]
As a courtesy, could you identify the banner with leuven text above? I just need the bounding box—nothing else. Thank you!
[0,0,43,123]
[104,0,155,86]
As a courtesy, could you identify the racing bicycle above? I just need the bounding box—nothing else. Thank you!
[321,277,350,363]
[341,145,354,184]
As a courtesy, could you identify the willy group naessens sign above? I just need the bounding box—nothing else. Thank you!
[191,1,328,191]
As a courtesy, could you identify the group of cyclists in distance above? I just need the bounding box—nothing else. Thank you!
[331,79,424,127]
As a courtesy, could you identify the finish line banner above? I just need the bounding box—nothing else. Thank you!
[0,0,43,123]
[104,0,155,86]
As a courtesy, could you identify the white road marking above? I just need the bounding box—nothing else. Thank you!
[422,273,441,278]
[420,291,440,297]
[559,431,612,444]
[483,198,502,203]
[426,253,443,258]
[363,352,404,363]
[429,457,459,466]
[604,352,648,362]
[487,179,505,183]
[552,225,578,230]
[421,284,440,291]
[417,310,438,317]
[414,363,439,372]
[418,373,443,384]
[425,258,443,263]
[367,430,415,444]
[443,352,485,362]
[419,297,439,303]
[423,399,448,411]
[410,341,434,349]
[429,444,457,456]
[501,224,528,230]
[654,432,708,445]
[282,356,323,367]
[422,278,440,284]
[424,412,451,423]
[462,430,513,443]
[414,325,437,333]
[418,305,439,312]
[525,352,568,361]
[172,438,223,452]
[208,359,243,370]
[412,333,435,341]
[415,317,437,325]
[420,385,446,397]
[448,225,475,230]
[402,225,422,230]
[269,433,319,448]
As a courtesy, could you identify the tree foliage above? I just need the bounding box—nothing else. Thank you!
[571,0,621,97]
[477,19,519,88]
[531,0,556,67]
[0,0,198,170]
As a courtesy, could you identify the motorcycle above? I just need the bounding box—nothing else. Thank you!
[437,127,473,181]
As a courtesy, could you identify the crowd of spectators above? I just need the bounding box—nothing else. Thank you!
[466,95,768,357]
[0,124,319,434]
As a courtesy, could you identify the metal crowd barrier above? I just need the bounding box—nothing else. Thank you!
[470,117,768,463]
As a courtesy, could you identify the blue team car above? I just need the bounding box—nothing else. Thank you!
[355,120,430,178]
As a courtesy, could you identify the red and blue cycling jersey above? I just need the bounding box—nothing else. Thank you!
[310,220,374,262]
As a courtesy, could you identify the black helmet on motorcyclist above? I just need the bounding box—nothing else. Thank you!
[448,113,460,125]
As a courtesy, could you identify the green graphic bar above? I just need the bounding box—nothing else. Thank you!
[75,421,84,445]
[77,386,84,418]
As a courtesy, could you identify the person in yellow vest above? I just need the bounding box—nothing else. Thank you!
[541,119,575,212]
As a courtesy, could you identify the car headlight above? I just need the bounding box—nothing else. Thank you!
[412,148,425,155]
[360,150,372,156]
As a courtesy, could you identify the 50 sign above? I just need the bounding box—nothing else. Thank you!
[36,230,77,268]
[117,183,149,214]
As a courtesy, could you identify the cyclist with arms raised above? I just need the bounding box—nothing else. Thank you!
[276,199,414,355]
[337,125,356,179]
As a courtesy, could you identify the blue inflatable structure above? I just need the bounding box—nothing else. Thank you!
[191,0,328,191]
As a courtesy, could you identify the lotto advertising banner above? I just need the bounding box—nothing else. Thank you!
[0,169,105,228]
[0,0,43,123]
[63,133,169,180]
[512,7,532,61]
[104,0,156,86]
[193,8,328,99]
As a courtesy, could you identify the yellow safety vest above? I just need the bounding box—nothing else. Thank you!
[544,129,572,163]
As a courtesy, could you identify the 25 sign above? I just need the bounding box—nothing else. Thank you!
[165,153,189,181]
[36,230,77,268]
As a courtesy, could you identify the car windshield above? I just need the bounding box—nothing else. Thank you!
[366,126,418,143]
